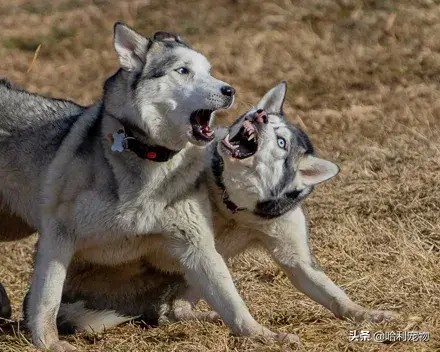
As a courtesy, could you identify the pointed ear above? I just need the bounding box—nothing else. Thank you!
[256,81,287,114]
[297,155,339,186]
[113,22,149,72]
[153,31,187,46]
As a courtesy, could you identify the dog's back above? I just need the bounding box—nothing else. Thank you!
[0,79,85,230]
[0,79,84,154]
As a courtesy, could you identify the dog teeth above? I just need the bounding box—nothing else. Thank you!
[247,133,255,141]
[243,124,255,138]
[243,121,255,134]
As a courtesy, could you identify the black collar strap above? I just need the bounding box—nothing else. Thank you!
[222,194,246,214]
[211,148,246,214]
[123,126,180,162]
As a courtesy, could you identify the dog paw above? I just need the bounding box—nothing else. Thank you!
[363,309,400,323]
[256,326,300,345]
[274,332,301,345]
[170,306,221,323]
[193,310,221,323]
[48,340,77,352]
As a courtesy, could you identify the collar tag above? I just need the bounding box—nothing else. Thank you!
[111,129,127,153]
[108,125,180,162]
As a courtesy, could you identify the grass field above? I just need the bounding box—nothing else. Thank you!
[0,0,439,351]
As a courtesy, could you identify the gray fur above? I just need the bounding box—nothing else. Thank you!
[0,24,293,351]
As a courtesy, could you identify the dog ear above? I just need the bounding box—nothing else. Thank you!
[256,81,287,114]
[153,31,187,45]
[297,155,339,186]
[113,22,149,72]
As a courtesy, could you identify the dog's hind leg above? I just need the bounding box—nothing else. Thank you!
[0,283,12,319]
[261,208,399,323]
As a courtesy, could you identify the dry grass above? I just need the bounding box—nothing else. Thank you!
[0,0,439,351]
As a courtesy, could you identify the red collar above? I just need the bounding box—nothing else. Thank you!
[121,126,180,162]
[125,137,180,162]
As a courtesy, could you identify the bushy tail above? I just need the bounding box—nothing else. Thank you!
[57,301,137,334]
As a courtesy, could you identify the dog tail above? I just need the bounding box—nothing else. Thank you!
[57,301,137,334]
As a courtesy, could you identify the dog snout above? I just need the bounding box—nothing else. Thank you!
[220,85,235,97]
[206,81,235,110]
[254,109,268,124]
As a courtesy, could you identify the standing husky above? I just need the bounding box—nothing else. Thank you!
[0,24,292,351]
[54,83,398,336]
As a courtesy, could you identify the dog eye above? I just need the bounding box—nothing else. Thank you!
[175,67,190,74]
[277,137,287,150]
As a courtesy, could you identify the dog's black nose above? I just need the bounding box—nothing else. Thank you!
[221,86,235,97]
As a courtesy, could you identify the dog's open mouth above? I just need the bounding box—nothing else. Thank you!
[190,109,215,142]
[221,120,258,159]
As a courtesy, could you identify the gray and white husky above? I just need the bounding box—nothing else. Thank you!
[0,24,291,351]
[53,83,398,338]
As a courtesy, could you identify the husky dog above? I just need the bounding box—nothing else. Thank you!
[54,82,398,336]
[0,24,294,351]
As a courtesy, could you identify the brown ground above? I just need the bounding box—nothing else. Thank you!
[0,0,439,351]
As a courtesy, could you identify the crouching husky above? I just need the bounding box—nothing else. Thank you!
[54,83,398,337]
[0,24,292,351]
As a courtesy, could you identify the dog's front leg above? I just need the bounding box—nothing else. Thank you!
[27,219,76,352]
[167,227,258,325]
[261,208,398,323]
[159,195,299,343]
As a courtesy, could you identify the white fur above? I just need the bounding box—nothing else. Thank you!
[58,301,135,333]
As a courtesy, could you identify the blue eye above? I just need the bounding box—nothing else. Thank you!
[176,67,190,74]
[277,137,287,149]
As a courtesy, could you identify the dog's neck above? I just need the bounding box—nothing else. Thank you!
[97,105,205,207]
[210,147,246,215]
[102,109,180,162]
